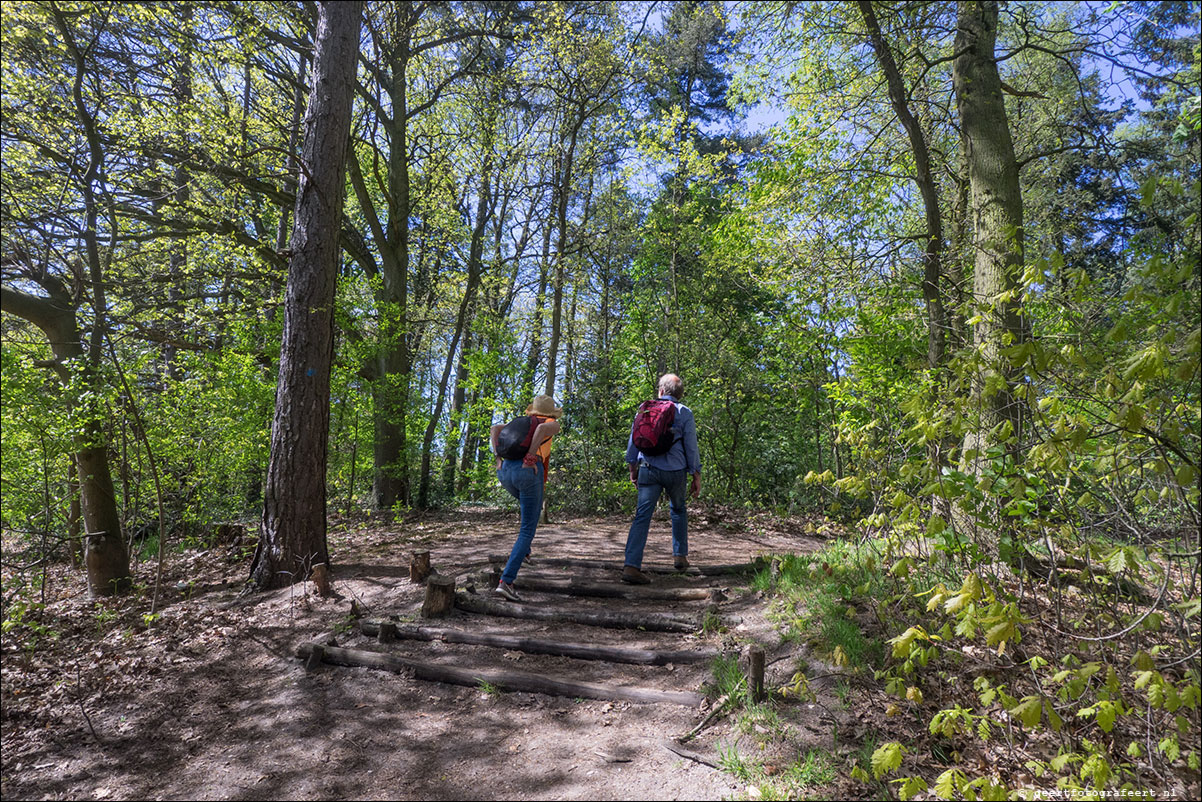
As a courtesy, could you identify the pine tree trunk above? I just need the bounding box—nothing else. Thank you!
[252,0,362,590]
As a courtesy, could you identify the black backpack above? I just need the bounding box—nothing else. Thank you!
[497,415,537,460]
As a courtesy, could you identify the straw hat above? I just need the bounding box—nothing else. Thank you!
[525,394,563,419]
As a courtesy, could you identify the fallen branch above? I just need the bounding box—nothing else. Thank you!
[661,739,719,768]
[296,642,705,707]
[676,693,731,744]
[357,620,720,665]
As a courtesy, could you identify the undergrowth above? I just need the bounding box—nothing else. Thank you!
[756,527,1200,800]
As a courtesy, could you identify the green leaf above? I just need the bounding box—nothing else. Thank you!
[1008,696,1043,728]
[871,742,905,779]
[1095,701,1117,733]
[934,768,964,800]
[1159,736,1181,763]
[895,776,928,801]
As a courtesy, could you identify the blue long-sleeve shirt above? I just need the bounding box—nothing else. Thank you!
[625,396,701,475]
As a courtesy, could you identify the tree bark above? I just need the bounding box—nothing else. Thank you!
[252,0,362,590]
[954,1,1027,466]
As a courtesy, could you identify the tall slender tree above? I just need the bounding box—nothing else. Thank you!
[251,0,362,591]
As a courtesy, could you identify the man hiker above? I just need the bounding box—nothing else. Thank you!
[490,395,562,601]
[621,373,701,584]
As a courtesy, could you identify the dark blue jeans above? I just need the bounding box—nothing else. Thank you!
[498,459,544,584]
[624,463,688,569]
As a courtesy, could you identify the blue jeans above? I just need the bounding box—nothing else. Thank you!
[498,459,544,584]
[624,463,688,569]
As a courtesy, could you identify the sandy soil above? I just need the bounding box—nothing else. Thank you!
[2,506,839,801]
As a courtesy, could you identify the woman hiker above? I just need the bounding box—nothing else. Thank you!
[490,394,562,601]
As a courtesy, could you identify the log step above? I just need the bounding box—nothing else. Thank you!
[512,575,724,602]
[297,642,705,707]
[486,554,765,576]
[454,592,701,633]
[357,620,721,665]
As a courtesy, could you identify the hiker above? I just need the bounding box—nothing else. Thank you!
[621,373,701,584]
[490,394,562,601]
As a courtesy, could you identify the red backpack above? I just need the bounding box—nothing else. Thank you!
[631,399,677,456]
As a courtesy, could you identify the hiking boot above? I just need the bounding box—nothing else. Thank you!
[494,581,522,602]
[674,555,690,571]
[620,565,651,585]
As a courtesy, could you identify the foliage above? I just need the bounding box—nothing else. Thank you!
[1,4,1199,793]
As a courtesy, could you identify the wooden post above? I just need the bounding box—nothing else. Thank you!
[748,645,765,703]
[310,563,332,597]
[422,575,455,618]
[409,551,431,583]
[377,621,397,643]
[304,643,325,672]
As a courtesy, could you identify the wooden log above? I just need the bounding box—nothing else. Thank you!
[358,620,720,665]
[453,592,700,633]
[297,642,704,707]
[513,575,717,601]
[422,575,455,618]
[486,554,764,576]
[748,645,765,703]
[292,630,338,658]
[409,550,432,583]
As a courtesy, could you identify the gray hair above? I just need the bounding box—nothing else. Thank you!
[658,373,683,399]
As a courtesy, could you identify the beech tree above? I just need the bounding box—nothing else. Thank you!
[953,0,1028,483]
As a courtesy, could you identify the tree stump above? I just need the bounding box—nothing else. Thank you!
[377,621,397,643]
[422,575,455,618]
[409,551,432,583]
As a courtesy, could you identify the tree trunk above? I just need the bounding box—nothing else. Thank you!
[442,330,471,496]
[954,0,1027,466]
[252,0,362,590]
[544,119,580,398]
[859,0,947,371]
[1,287,131,596]
[368,5,420,512]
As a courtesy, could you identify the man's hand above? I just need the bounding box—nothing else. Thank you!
[690,473,701,498]
[629,463,638,484]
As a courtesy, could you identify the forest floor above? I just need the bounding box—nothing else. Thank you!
[0,505,880,801]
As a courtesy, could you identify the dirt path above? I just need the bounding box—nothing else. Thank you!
[2,508,836,801]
